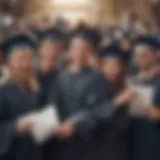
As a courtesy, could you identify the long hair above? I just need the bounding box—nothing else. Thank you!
[0,51,39,93]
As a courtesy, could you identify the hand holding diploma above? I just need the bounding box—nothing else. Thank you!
[17,105,60,144]
[15,119,33,136]
[54,119,75,139]
[114,88,137,108]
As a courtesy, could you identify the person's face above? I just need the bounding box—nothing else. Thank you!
[69,39,92,64]
[121,39,131,51]
[134,48,157,70]
[39,41,62,72]
[9,49,33,81]
[101,37,112,48]
[102,58,123,82]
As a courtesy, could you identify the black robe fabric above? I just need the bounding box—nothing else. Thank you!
[0,83,43,160]
[85,84,131,160]
[130,75,160,160]
[37,69,58,107]
[152,78,160,160]
[48,67,130,160]
[37,70,58,160]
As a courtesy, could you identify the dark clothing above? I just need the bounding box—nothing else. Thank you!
[86,90,131,160]
[48,67,130,160]
[38,70,58,107]
[37,70,58,160]
[0,83,43,160]
[122,50,132,64]
[130,75,160,160]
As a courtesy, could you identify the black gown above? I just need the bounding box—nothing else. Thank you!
[37,70,58,107]
[0,83,43,160]
[48,67,130,160]
[85,80,131,160]
[130,75,160,160]
[37,70,58,160]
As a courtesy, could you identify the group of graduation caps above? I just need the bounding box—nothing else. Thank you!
[0,25,160,160]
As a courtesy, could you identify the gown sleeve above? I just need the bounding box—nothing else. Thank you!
[153,82,160,128]
[153,82,160,107]
[47,76,62,121]
[0,87,15,156]
[73,75,117,140]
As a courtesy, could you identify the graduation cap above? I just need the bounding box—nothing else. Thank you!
[70,28,101,51]
[38,28,66,45]
[133,36,160,53]
[99,43,127,63]
[0,34,36,57]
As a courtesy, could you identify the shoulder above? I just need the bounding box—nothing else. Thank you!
[152,76,160,86]
[84,69,107,88]
[87,68,106,82]
[0,83,12,98]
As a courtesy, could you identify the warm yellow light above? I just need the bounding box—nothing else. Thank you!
[54,0,89,5]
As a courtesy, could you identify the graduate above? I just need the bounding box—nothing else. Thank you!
[48,30,133,160]
[47,29,106,160]
[37,29,64,107]
[88,44,133,160]
[130,36,160,160]
[37,29,64,160]
[0,35,43,160]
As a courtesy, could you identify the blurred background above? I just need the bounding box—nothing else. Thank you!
[0,0,160,28]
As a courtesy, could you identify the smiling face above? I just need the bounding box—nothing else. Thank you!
[102,57,124,82]
[68,38,93,65]
[39,41,62,72]
[134,46,157,70]
[8,48,33,82]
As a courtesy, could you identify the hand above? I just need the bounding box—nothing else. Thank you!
[54,119,75,139]
[114,88,137,108]
[145,107,160,121]
[139,65,160,81]
[15,119,33,136]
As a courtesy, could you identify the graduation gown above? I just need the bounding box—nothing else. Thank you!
[130,75,160,160]
[37,70,58,160]
[48,67,129,160]
[0,83,43,160]
[37,69,58,107]
[85,82,131,160]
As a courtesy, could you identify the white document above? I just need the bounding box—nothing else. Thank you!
[129,85,154,116]
[19,105,60,144]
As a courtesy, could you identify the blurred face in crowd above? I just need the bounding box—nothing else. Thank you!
[134,46,157,70]
[69,38,92,66]
[121,38,131,51]
[38,17,52,31]
[39,41,62,72]
[8,48,33,83]
[102,57,124,83]
[101,37,112,48]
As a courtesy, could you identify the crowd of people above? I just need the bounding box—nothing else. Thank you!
[0,13,160,160]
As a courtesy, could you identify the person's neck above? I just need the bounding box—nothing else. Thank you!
[41,68,55,75]
[68,62,86,73]
[40,64,56,75]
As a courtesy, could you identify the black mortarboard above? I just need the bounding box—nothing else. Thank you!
[133,36,160,52]
[0,34,36,57]
[70,28,101,51]
[38,28,66,45]
[99,43,127,63]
